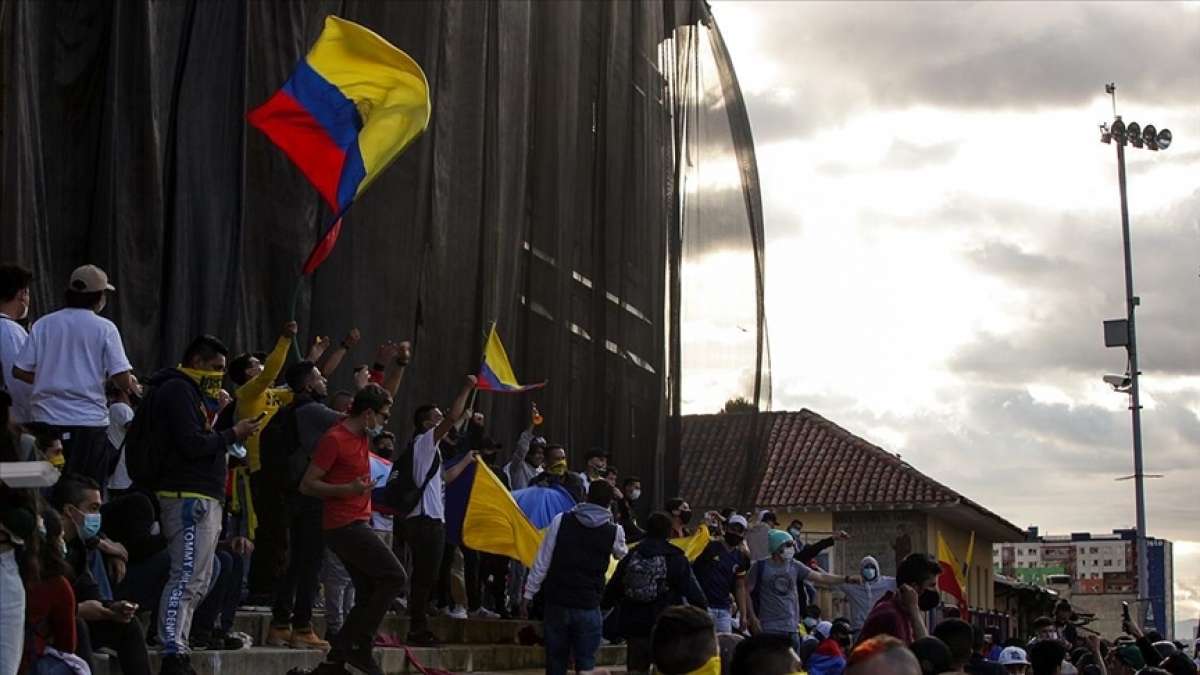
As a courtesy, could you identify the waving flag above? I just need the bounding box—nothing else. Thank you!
[937,531,970,618]
[476,324,546,393]
[248,16,431,274]
[445,457,544,567]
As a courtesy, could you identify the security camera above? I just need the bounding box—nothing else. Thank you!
[1103,374,1131,391]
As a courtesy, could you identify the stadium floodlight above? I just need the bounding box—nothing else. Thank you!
[1127,122,1143,148]
[1156,128,1171,150]
[1141,124,1156,151]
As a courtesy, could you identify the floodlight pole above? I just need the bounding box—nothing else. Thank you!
[1111,118,1150,607]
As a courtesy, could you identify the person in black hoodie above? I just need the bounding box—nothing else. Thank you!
[604,511,708,675]
[143,335,260,675]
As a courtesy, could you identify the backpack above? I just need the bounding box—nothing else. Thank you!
[380,438,440,516]
[622,548,669,603]
[258,400,309,490]
[124,387,162,491]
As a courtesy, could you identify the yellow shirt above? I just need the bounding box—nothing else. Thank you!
[236,335,294,472]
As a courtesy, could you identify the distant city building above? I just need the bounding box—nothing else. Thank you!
[994,527,1174,638]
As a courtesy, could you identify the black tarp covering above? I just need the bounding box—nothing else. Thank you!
[0,0,766,505]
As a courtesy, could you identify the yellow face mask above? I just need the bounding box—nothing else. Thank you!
[546,459,568,476]
[178,367,225,411]
[680,656,722,675]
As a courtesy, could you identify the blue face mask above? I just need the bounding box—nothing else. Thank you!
[862,566,878,582]
[79,512,102,540]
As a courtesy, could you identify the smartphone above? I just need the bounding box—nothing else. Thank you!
[253,412,268,423]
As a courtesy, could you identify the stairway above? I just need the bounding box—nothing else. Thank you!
[91,612,627,674]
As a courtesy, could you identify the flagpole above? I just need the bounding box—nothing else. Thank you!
[288,274,306,360]
[460,320,494,430]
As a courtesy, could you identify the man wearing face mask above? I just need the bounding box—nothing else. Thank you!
[52,473,152,675]
[836,556,897,638]
[666,498,693,538]
[530,444,585,502]
[11,265,137,486]
[748,530,858,653]
[617,476,645,543]
[691,513,757,634]
[857,552,943,646]
[142,334,262,674]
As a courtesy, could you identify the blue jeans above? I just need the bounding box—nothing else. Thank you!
[543,603,603,675]
[708,607,734,633]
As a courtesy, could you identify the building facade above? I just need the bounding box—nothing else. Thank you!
[994,528,1175,638]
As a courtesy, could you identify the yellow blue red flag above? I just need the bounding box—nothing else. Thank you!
[476,324,546,393]
[247,16,431,274]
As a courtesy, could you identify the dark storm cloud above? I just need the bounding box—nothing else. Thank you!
[723,1,1200,139]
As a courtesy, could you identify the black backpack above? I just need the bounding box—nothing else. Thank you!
[259,400,313,490]
[622,548,670,603]
[124,387,162,491]
[380,438,440,515]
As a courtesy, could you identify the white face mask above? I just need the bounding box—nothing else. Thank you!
[862,567,878,581]
[628,489,641,501]
[779,546,796,561]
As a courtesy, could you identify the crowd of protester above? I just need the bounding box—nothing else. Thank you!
[2,262,1198,675]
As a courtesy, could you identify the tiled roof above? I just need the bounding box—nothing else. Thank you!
[681,410,1016,529]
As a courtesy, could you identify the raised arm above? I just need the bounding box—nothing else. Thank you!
[433,375,477,443]
[318,328,360,377]
[380,341,411,398]
[238,322,297,400]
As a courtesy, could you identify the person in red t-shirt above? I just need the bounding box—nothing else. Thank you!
[856,553,941,646]
[300,384,399,675]
[299,374,477,675]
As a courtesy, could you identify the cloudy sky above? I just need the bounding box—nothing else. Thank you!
[695,0,1200,634]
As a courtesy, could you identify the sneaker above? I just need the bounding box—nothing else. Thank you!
[470,607,500,619]
[265,625,292,647]
[442,605,468,620]
[343,646,384,675]
[290,627,331,651]
[159,654,197,675]
[405,630,441,648]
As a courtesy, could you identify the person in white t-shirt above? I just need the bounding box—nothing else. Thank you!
[0,263,34,426]
[11,264,136,486]
[395,375,478,647]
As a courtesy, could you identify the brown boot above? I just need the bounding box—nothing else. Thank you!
[289,626,331,651]
[265,624,292,647]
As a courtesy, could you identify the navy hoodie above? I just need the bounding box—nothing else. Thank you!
[145,368,237,501]
[603,536,708,638]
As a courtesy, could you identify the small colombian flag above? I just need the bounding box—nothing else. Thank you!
[247,16,431,274]
[476,324,546,393]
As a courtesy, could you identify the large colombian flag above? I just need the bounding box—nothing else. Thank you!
[248,16,431,274]
[476,324,546,393]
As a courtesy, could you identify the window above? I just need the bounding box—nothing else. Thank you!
[1092,573,1100,579]
[1105,560,1112,567]
[1090,547,1099,554]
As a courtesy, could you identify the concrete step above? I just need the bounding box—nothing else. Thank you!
[93,644,626,675]
[233,610,543,645]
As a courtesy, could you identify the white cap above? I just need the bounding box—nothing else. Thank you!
[998,646,1030,666]
[727,514,748,529]
[815,621,833,639]
[69,264,115,293]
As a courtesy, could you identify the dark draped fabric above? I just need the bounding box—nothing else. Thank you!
[0,0,767,506]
